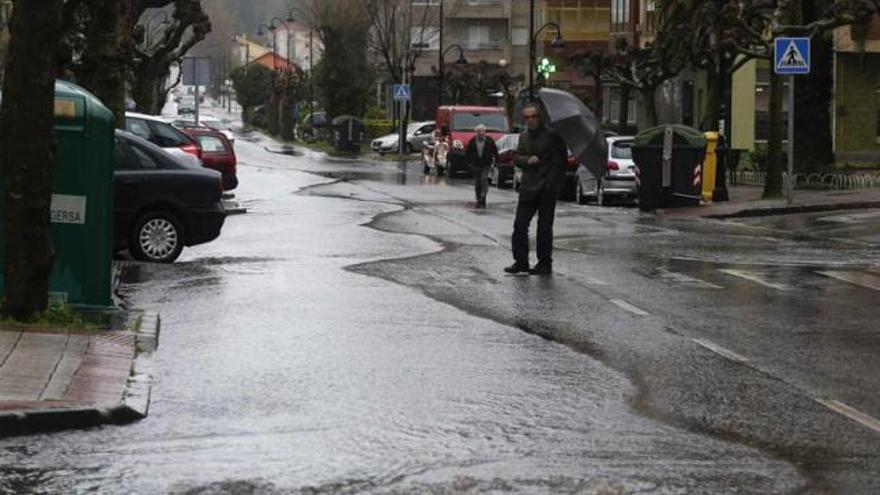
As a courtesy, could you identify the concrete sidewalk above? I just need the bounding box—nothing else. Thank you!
[0,311,159,436]
[661,186,880,218]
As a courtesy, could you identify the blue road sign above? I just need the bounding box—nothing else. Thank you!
[774,38,810,75]
[392,84,411,102]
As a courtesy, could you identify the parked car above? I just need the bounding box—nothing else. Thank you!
[113,130,225,263]
[490,133,519,188]
[435,106,509,176]
[180,127,238,191]
[172,116,235,145]
[125,112,202,167]
[371,121,436,154]
[576,136,637,206]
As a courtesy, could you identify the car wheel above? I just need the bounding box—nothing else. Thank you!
[598,181,611,207]
[130,211,184,263]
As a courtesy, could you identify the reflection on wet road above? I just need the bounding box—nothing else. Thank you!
[1,124,878,494]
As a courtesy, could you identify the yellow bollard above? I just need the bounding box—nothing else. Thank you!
[702,132,719,203]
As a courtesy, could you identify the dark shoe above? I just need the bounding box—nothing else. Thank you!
[477,201,486,209]
[529,263,552,276]
[504,263,530,274]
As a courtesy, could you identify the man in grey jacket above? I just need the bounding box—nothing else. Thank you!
[504,103,568,275]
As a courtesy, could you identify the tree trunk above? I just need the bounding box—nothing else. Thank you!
[793,34,834,173]
[0,0,63,319]
[641,86,658,128]
[616,85,631,134]
[704,67,722,132]
[280,93,294,141]
[77,0,128,128]
[131,65,164,115]
[764,71,785,198]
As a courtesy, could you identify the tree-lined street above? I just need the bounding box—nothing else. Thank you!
[1,114,878,493]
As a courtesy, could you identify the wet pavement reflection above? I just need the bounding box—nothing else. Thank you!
[0,125,877,494]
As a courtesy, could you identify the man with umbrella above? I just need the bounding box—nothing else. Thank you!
[504,103,568,276]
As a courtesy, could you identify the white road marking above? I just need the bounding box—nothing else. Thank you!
[691,338,748,363]
[657,269,723,289]
[584,276,609,286]
[719,269,793,291]
[610,299,650,316]
[815,398,880,435]
[817,270,880,292]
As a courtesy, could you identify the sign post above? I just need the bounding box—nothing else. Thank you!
[182,56,212,126]
[774,37,810,206]
[392,83,411,155]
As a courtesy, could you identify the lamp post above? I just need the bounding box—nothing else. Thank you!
[437,44,468,106]
[527,0,565,101]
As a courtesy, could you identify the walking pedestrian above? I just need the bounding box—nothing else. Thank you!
[504,103,568,276]
[465,124,499,208]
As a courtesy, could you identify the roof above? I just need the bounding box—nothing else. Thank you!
[252,52,295,70]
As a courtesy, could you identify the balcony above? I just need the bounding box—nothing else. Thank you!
[447,0,511,19]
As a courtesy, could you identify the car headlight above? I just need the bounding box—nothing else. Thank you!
[453,139,464,150]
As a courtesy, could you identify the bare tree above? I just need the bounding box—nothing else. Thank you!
[131,1,211,114]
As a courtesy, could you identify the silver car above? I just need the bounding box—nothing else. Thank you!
[576,136,637,206]
[371,121,436,155]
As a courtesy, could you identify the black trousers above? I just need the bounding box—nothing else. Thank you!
[512,188,558,265]
[470,165,490,204]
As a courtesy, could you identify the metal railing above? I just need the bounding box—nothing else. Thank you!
[729,170,880,190]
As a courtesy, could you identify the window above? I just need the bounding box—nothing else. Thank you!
[150,121,190,147]
[197,135,227,153]
[114,139,134,170]
[611,140,633,159]
[603,86,637,125]
[411,26,440,49]
[545,0,611,41]
[452,112,509,133]
[128,143,161,169]
[125,118,151,139]
[468,24,490,49]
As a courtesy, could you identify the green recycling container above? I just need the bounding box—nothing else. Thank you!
[632,125,707,211]
[0,80,115,308]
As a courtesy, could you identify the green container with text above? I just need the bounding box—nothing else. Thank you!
[0,80,115,308]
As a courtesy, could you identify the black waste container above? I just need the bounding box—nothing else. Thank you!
[632,125,707,211]
[332,115,365,152]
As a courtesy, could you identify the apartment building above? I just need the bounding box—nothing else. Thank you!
[832,16,880,161]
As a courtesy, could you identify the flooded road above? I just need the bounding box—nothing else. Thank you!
[0,123,877,494]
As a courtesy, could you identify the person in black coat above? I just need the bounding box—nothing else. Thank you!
[465,124,499,208]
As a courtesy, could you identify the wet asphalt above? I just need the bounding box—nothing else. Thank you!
[0,119,878,494]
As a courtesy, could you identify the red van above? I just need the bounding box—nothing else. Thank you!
[435,106,510,176]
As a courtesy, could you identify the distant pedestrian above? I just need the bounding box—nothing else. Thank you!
[504,103,567,276]
[465,124,499,208]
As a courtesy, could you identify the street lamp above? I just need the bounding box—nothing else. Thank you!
[528,0,565,101]
[438,44,468,107]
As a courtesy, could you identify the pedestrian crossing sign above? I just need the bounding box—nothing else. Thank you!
[774,37,810,75]
[392,84,411,102]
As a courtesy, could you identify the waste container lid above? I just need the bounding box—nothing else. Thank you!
[634,124,707,148]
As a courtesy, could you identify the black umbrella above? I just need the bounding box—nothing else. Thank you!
[538,88,607,178]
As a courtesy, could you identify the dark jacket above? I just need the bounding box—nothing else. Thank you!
[513,125,568,197]
[465,136,499,169]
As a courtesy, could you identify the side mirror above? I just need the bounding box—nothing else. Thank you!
[510,126,521,133]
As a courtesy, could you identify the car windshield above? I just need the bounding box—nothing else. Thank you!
[611,140,633,159]
[452,112,509,133]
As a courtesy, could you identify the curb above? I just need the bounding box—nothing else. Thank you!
[703,200,880,219]
[0,311,160,438]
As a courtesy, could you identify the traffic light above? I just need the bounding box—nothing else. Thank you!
[537,58,557,80]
